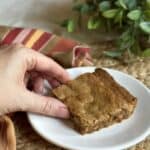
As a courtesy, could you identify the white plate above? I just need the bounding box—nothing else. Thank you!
[27,67,150,150]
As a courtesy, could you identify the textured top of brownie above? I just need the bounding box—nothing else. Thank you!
[52,68,137,133]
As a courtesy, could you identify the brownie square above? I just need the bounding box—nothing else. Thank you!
[52,68,137,134]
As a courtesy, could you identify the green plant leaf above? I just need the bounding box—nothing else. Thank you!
[140,22,150,34]
[73,3,93,13]
[118,0,127,9]
[102,9,119,18]
[61,19,76,32]
[142,48,150,57]
[117,29,135,51]
[144,10,150,20]
[103,51,122,57]
[80,3,94,13]
[124,0,137,10]
[67,19,75,32]
[87,17,101,29]
[115,1,120,7]
[81,4,90,13]
[131,40,141,55]
[127,9,141,20]
[99,1,111,12]
[114,10,124,24]
[146,0,150,9]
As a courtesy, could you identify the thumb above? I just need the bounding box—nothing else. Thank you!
[20,90,70,118]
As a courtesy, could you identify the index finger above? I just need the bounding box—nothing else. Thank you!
[25,49,70,83]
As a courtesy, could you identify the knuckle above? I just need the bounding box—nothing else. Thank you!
[41,99,54,114]
[9,46,26,59]
[15,47,36,67]
[16,47,28,55]
[55,71,64,80]
[13,45,32,56]
[9,44,24,53]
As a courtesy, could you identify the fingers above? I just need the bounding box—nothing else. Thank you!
[20,90,70,118]
[4,44,70,84]
[29,72,44,94]
[3,44,70,84]
[30,73,60,94]
[24,72,30,86]
[24,49,70,83]
[45,76,61,88]
[35,54,70,84]
[48,79,60,88]
[32,77,44,94]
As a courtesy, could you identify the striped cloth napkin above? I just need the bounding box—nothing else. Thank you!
[0,25,93,67]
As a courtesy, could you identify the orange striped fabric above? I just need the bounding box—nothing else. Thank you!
[0,25,93,67]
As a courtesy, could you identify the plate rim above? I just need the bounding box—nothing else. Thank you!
[27,66,150,150]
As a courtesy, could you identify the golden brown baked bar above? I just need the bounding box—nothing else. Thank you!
[52,68,137,134]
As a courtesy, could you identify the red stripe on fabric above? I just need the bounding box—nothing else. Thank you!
[32,32,52,51]
[2,28,22,44]
[22,29,36,45]
[50,38,77,53]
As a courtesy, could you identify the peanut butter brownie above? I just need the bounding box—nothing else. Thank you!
[52,68,137,134]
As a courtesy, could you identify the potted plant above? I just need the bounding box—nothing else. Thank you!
[61,0,150,58]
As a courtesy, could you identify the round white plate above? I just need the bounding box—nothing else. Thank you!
[27,67,150,150]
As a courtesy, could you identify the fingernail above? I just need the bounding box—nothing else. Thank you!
[56,107,70,119]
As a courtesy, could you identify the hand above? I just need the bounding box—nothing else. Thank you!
[0,44,70,118]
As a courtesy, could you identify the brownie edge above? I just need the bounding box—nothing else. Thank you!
[52,68,137,134]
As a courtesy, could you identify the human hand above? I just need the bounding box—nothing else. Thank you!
[0,44,70,118]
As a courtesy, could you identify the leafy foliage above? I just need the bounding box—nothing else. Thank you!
[62,0,150,58]
[142,48,150,56]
